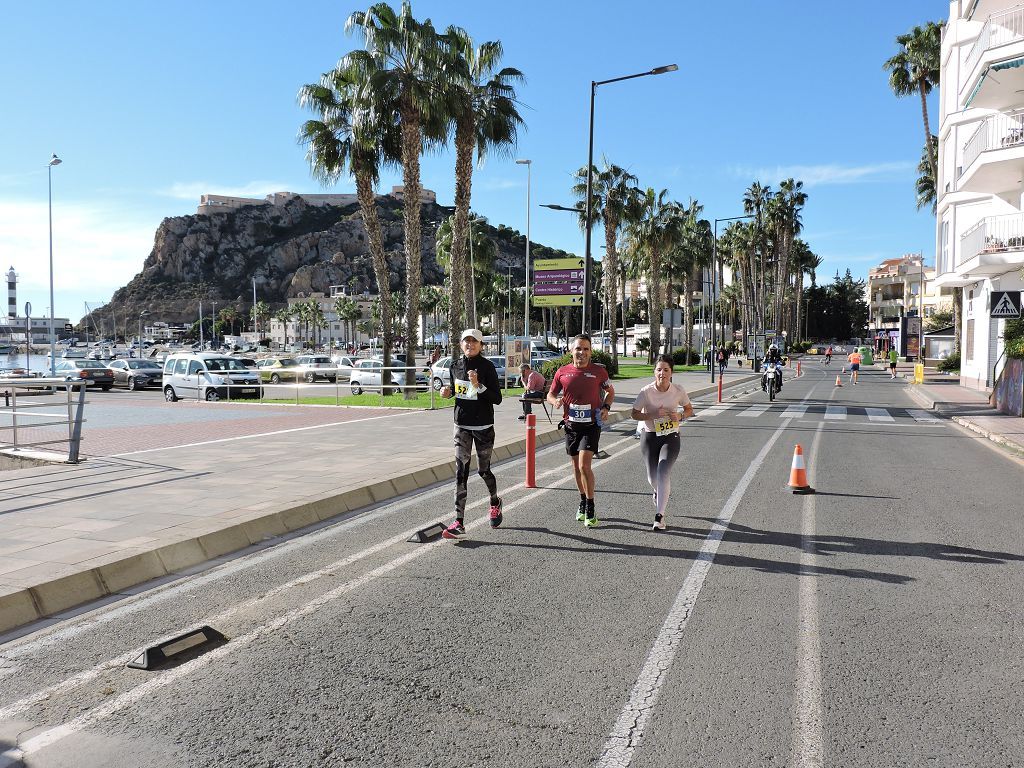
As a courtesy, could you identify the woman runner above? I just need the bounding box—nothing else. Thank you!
[630,355,694,531]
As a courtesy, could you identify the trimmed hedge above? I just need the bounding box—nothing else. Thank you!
[937,352,960,373]
[1006,319,1024,359]
[538,349,619,381]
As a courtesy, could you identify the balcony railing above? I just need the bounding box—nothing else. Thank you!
[960,213,1024,266]
[964,5,1024,78]
[962,113,1024,171]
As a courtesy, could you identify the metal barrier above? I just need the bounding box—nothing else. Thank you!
[0,378,88,463]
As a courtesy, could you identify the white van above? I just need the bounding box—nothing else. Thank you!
[162,352,262,402]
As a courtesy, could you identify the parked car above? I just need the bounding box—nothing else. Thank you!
[430,356,455,391]
[162,353,262,402]
[487,355,521,386]
[107,359,164,390]
[348,359,428,395]
[294,355,339,383]
[330,355,358,381]
[54,359,115,390]
[256,357,302,384]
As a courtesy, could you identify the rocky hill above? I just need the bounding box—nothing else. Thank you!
[83,193,574,330]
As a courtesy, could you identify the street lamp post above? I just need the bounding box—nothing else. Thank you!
[138,310,150,356]
[47,154,61,375]
[711,214,755,383]
[516,159,531,354]
[583,64,677,336]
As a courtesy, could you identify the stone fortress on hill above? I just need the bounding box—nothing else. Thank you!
[196,186,437,216]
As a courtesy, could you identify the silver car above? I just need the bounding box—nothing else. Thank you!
[107,359,164,390]
[348,359,428,395]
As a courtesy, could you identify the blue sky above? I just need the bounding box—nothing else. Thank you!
[1,1,942,323]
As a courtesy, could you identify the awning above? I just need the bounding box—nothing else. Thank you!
[965,70,987,109]
[966,57,1024,108]
[991,57,1024,72]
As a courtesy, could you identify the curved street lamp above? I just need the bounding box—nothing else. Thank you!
[583,64,678,335]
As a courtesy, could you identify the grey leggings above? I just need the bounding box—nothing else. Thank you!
[640,431,681,517]
[454,426,498,516]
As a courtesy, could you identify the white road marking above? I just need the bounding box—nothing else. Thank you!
[865,408,894,422]
[0,436,643,761]
[793,420,825,768]
[823,406,846,420]
[596,387,819,767]
[697,404,734,417]
[739,404,770,417]
[781,405,809,419]
[110,410,415,457]
[907,409,941,423]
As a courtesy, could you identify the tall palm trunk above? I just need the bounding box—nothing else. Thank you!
[449,116,475,359]
[953,287,963,354]
[355,167,394,380]
[400,102,423,398]
[919,84,936,183]
[620,264,628,356]
[603,212,620,369]
[648,247,663,363]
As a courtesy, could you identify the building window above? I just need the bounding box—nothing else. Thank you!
[940,220,949,273]
[966,319,975,361]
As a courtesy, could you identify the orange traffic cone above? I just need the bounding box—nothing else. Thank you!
[788,444,815,495]
[834,374,843,387]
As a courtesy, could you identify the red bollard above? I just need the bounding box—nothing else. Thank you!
[525,413,537,488]
[717,375,723,403]
[797,361,802,377]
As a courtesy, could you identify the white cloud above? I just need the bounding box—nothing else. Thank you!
[0,199,156,313]
[161,180,302,200]
[731,162,915,187]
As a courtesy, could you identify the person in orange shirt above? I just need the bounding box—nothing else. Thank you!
[847,349,862,385]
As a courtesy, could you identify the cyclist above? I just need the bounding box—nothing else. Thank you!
[761,343,784,392]
[824,345,833,365]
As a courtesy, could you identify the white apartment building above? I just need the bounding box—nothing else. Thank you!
[866,254,951,350]
[268,288,377,348]
[935,0,1024,389]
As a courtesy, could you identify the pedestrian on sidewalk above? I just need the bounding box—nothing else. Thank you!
[888,347,898,379]
[717,346,727,376]
[548,334,615,528]
[847,348,862,385]
[518,363,546,421]
[631,355,694,531]
[439,328,503,540]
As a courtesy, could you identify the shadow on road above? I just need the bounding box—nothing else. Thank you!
[458,525,914,584]
[686,517,1024,565]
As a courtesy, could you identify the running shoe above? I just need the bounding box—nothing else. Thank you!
[441,520,466,540]
[576,499,587,522]
[652,513,666,531]
[583,512,599,528]
[489,498,504,528]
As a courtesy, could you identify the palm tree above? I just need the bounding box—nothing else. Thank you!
[298,54,400,380]
[346,2,446,392]
[218,306,239,337]
[251,300,271,338]
[274,307,294,347]
[442,28,525,357]
[306,299,327,349]
[884,21,943,182]
[334,296,361,348]
[626,188,682,361]
[571,160,640,369]
[916,134,937,214]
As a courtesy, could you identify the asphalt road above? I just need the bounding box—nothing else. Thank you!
[1,362,1022,767]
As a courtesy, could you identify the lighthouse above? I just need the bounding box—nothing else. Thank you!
[6,267,15,319]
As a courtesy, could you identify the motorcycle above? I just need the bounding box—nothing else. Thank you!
[762,361,781,401]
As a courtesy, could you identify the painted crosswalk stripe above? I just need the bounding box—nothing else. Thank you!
[781,405,809,419]
[739,404,770,417]
[823,406,847,420]
[907,409,941,423]
[865,408,894,422]
[698,404,735,417]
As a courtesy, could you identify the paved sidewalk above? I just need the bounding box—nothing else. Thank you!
[0,367,761,635]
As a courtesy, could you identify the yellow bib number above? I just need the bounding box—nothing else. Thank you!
[454,379,477,400]
[653,416,679,436]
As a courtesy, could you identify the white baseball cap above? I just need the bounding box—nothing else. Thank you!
[461,328,483,342]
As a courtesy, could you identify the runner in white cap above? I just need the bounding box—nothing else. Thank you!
[440,328,504,540]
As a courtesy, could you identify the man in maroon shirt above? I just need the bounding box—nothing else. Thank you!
[547,334,615,528]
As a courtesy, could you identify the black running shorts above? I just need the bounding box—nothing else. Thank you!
[564,422,601,456]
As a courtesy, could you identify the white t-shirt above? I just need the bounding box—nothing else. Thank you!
[634,381,691,435]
